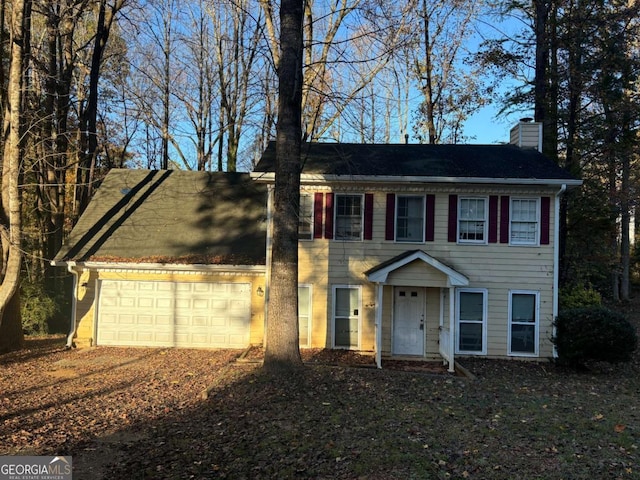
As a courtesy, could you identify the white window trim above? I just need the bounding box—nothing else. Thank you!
[457,196,488,245]
[509,197,540,246]
[334,193,364,242]
[508,290,540,357]
[395,194,426,243]
[298,284,312,348]
[455,288,488,355]
[331,285,362,350]
[298,193,314,241]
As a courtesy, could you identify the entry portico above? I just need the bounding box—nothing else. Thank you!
[365,250,469,371]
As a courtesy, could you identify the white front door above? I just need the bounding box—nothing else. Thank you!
[393,287,425,355]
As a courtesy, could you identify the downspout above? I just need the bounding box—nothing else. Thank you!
[552,184,567,358]
[66,263,79,349]
[375,283,383,369]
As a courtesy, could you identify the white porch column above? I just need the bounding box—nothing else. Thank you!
[448,286,456,372]
[375,283,383,369]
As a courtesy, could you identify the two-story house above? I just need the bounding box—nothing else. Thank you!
[251,121,580,369]
[53,121,580,369]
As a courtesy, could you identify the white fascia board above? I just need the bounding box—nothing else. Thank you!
[367,250,469,286]
[251,171,582,188]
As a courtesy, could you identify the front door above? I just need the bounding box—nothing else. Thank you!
[393,287,425,355]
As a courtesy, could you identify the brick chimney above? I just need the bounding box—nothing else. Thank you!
[510,118,543,152]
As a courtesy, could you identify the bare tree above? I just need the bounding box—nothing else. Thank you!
[75,0,128,214]
[411,0,487,144]
[211,0,264,171]
[0,0,30,351]
[261,0,411,142]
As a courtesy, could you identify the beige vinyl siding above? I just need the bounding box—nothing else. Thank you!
[74,268,98,347]
[298,187,558,358]
[510,122,542,150]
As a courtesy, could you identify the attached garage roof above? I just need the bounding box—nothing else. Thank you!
[54,169,267,266]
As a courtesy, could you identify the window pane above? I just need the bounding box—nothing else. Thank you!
[335,317,358,348]
[298,286,310,316]
[460,292,483,321]
[298,195,313,240]
[459,198,485,241]
[336,195,362,240]
[298,286,310,346]
[459,322,483,351]
[397,196,424,242]
[334,287,359,348]
[512,294,535,322]
[335,288,358,318]
[511,199,538,244]
[511,324,535,353]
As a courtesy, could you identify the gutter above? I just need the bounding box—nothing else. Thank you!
[552,184,567,358]
[52,260,265,274]
[250,171,583,188]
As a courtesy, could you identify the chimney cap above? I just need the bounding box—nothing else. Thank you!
[520,117,534,123]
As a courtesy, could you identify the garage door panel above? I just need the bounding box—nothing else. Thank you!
[157,298,172,308]
[97,280,251,348]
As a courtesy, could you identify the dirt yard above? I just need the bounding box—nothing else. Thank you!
[1,311,639,479]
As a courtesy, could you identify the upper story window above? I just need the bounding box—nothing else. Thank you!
[396,196,425,243]
[298,194,313,240]
[458,197,487,243]
[510,198,539,245]
[335,194,363,241]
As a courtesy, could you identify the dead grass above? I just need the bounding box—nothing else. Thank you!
[1,306,639,479]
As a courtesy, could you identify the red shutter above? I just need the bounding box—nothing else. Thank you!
[541,196,551,245]
[489,195,498,243]
[500,196,510,243]
[447,195,458,242]
[385,194,395,241]
[324,193,334,239]
[426,194,435,242]
[364,193,374,240]
[313,193,323,239]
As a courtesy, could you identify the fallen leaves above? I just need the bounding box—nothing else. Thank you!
[1,334,639,479]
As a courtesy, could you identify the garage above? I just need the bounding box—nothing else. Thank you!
[96,280,252,348]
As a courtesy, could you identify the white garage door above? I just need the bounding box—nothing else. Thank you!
[97,280,251,348]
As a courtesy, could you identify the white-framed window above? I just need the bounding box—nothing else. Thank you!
[510,198,539,245]
[298,284,312,347]
[456,288,487,355]
[508,290,539,356]
[298,194,313,240]
[332,285,361,349]
[458,197,487,243]
[396,195,425,242]
[335,194,363,241]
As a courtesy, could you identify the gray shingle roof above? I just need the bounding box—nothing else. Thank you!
[253,142,579,182]
[54,169,267,265]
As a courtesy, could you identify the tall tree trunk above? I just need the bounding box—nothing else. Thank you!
[421,0,436,144]
[0,0,29,351]
[263,0,304,371]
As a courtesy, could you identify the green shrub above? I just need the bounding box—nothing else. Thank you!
[21,282,59,336]
[553,306,638,366]
[559,285,602,311]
